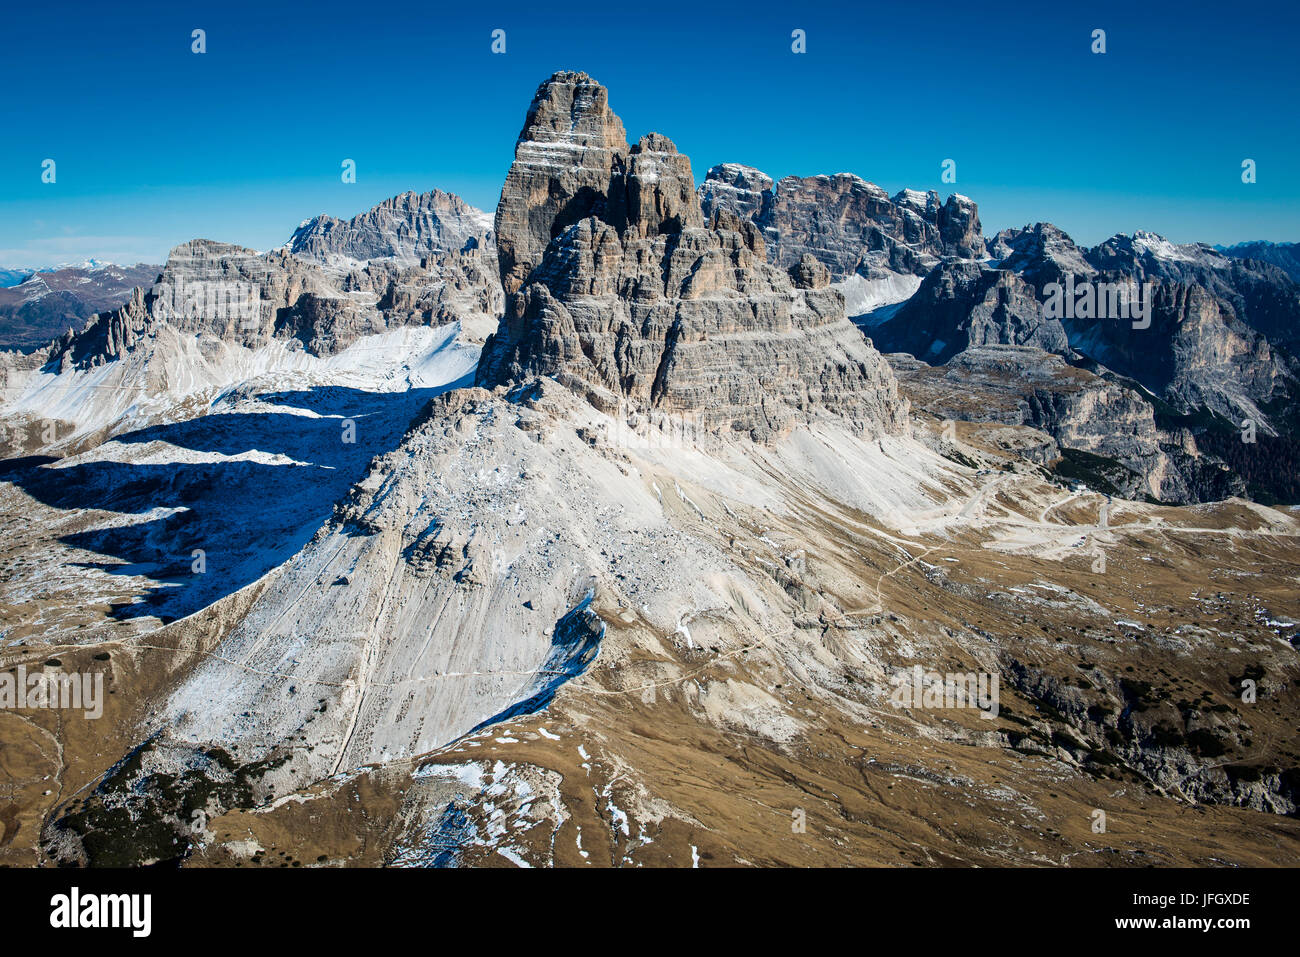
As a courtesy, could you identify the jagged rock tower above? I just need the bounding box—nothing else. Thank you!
[477,71,907,441]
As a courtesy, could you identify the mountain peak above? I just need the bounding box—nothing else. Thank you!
[494,72,630,298]
[287,189,493,266]
[478,73,907,441]
[516,70,627,149]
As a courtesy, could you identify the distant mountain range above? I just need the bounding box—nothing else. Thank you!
[696,166,1300,504]
[0,267,34,287]
[1216,240,1300,283]
[0,262,162,352]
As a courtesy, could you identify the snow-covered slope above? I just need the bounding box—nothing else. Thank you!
[159,378,966,777]
[1,322,479,451]
[0,323,481,642]
[833,271,923,321]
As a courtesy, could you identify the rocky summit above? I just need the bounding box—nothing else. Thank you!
[478,71,906,442]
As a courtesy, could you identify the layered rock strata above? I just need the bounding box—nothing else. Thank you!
[477,71,907,441]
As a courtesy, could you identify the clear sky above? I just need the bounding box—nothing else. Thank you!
[2,0,1297,267]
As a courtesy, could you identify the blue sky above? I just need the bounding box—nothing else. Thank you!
[2,0,1297,267]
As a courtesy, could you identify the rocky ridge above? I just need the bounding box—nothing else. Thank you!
[871,220,1300,503]
[287,189,493,267]
[18,191,502,377]
[698,165,987,284]
[1219,240,1300,284]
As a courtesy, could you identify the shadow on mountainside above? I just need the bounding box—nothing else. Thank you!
[2,383,454,624]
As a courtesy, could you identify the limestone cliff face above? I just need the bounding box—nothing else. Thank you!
[873,260,1068,363]
[493,72,629,300]
[990,223,1300,435]
[697,163,773,227]
[1086,230,1300,351]
[1056,273,1295,433]
[1160,286,1289,418]
[698,167,986,283]
[936,194,986,261]
[478,71,907,441]
[988,222,1098,289]
[48,240,339,368]
[764,173,929,280]
[888,346,1194,502]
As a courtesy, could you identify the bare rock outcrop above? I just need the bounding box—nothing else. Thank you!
[873,260,1068,363]
[698,167,987,284]
[478,71,907,442]
[889,346,1192,501]
[287,189,492,266]
[937,194,986,261]
[493,71,629,300]
[990,224,1299,435]
[697,163,772,226]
